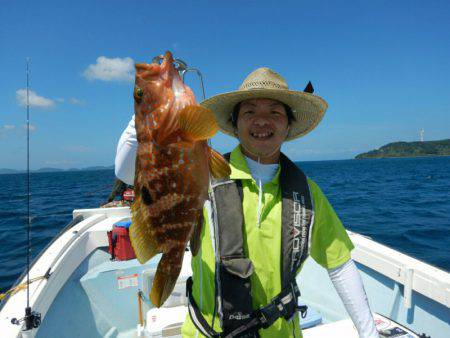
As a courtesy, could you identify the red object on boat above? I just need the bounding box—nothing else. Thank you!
[107,221,136,261]
[122,189,135,202]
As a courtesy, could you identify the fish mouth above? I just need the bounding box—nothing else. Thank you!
[135,52,177,79]
[249,131,274,140]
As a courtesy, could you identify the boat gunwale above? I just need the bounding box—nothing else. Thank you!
[0,212,112,336]
[349,230,450,308]
[0,214,85,311]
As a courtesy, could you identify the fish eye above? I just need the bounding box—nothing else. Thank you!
[134,86,144,102]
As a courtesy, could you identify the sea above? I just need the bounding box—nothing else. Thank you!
[0,156,449,293]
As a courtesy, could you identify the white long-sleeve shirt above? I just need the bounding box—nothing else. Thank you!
[115,115,137,186]
[114,116,379,337]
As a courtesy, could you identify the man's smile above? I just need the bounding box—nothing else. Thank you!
[249,131,274,140]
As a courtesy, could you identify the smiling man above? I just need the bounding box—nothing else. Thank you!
[115,67,379,338]
[234,98,292,164]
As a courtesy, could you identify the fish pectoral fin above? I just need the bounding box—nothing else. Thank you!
[150,248,184,307]
[190,212,203,256]
[209,147,231,178]
[130,202,160,263]
[179,105,218,141]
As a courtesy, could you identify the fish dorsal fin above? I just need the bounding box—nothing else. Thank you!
[179,105,218,141]
[209,147,231,178]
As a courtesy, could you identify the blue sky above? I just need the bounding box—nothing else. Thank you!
[1,0,449,170]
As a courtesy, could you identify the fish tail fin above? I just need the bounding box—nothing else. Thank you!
[179,105,218,141]
[208,147,231,178]
[130,201,159,263]
[190,212,203,256]
[150,248,184,307]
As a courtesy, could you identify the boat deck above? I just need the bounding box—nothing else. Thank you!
[37,248,145,338]
[1,207,448,337]
[36,248,327,338]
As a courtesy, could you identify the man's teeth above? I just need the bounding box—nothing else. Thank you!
[251,132,273,138]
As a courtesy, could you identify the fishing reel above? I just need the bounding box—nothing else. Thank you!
[11,306,41,330]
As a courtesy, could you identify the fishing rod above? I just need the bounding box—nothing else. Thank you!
[11,58,41,332]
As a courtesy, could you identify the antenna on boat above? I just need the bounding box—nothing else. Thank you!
[11,58,42,333]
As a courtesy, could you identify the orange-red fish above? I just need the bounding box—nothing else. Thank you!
[130,51,230,307]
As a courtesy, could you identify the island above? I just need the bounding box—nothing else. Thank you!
[355,139,450,159]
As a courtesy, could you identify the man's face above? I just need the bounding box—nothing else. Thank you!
[236,98,289,163]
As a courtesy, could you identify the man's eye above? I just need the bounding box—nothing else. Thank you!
[243,110,254,115]
[271,111,282,115]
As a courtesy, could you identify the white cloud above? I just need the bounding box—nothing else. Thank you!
[0,124,15,138]
[55,98,65,103]
[69,97,84,105]
[16,89,55,108]
[22,124,36,131]
[83,56,134,82]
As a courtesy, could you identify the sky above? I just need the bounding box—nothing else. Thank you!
[1,0,449,170]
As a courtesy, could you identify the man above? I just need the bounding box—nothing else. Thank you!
[115,67,379,337]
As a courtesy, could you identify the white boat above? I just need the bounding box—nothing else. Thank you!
[0,206,449,337]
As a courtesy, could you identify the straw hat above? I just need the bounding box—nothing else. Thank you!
[201,67,328,141]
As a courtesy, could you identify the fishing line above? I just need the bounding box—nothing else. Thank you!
[177,60,211,148]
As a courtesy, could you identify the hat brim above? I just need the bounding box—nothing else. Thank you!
[200,88,328,141]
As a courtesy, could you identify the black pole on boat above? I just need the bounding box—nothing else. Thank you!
[22,57,41,331]
[26,56,30,311]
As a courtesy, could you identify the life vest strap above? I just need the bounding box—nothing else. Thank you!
[186,277,221,338]
[187,277,306,338]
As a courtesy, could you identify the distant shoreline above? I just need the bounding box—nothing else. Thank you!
[356,154,450,160]
[355,139,450,159]
[3,154,450,175]
[0,166,114,175]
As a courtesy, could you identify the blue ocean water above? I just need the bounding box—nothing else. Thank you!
[0,156,449,293]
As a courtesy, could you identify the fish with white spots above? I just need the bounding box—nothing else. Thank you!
[130,51,230,307]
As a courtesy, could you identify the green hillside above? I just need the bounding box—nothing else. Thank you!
[355,139,450,159]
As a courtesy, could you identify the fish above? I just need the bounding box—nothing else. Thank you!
[130,51,230,307]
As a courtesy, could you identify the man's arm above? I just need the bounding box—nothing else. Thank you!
[115,115,137,186]
[328,259,379,338]
[307,179,378,337]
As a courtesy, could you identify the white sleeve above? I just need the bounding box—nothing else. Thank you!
[115,115,137,186]
[328,259,379,338]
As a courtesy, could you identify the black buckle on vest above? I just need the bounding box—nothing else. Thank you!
[256,281,300,328]
[298,304,308,319]
[257,302,280,329]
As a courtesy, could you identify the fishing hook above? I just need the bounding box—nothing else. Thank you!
[151,54,206,101]
[151,54,210,144]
